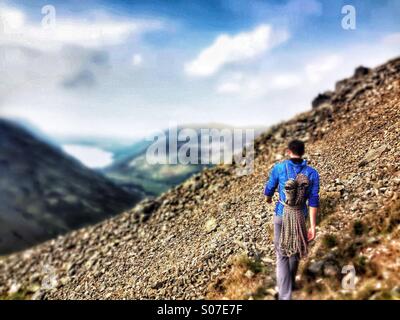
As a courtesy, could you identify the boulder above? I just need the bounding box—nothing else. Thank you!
[312,91,333,109]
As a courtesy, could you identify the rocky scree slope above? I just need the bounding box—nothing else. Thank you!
[0,57,399,300]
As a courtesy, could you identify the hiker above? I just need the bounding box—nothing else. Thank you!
[264,139,320,300]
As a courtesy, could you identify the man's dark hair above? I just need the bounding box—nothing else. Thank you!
[288,139,305,157]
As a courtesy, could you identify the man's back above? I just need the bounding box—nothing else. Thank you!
[264,159,320,216]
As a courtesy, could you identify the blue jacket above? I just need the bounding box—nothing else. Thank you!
[264,159,320,216]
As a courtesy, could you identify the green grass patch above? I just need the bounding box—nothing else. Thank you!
[353,220,365,236]
[0,290,30,300]
[236,254,266,274]
[322,234,338,249]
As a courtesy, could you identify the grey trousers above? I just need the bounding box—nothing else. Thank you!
[274,215,300,300]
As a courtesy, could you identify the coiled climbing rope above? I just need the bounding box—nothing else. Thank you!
[279,170,309,258]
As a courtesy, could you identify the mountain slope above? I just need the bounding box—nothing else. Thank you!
[0,57,399,300]
[0,119,143,254]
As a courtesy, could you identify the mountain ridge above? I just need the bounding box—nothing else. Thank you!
[0,56,399,300]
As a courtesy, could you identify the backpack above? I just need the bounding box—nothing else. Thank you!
[279,162,309,257]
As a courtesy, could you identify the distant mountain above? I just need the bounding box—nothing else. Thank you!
[101,124,265,195]
[0,119,144,254]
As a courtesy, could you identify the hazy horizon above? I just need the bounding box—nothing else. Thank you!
[0,0,399,141]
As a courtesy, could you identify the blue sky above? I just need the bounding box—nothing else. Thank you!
[0,0,399,139]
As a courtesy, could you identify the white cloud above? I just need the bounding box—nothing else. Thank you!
[132,53,143,66]
[217,72,302,97]
[1,4,399,141]
[305,54,342,83]
[0,5,25,31]
[217,81,242,94]
[0,5,164,50]
[185,24,289,77]
[271,74,303,89]
[0,4,169,139]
